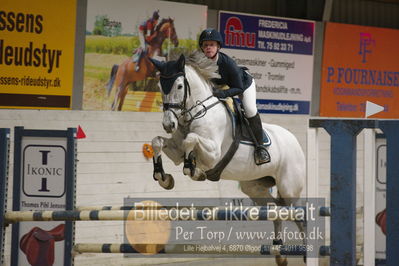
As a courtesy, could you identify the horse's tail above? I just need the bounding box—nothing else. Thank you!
[106,64,119,97]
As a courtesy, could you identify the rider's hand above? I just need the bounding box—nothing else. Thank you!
[213,89,227,99]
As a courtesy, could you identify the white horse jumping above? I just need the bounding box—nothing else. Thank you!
[150,52,306,266]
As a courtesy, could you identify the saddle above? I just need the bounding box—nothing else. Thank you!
[233,105,271,147]
[20,224,65,266]
[205,98,271,181]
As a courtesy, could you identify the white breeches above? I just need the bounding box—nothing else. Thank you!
[240,79,258,118]
[139,33,146,49]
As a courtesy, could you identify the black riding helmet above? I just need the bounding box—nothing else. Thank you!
[199,28,223,48]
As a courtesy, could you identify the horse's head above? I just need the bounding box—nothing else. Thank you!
[150,54,186,133]
[151,52,220,134]
[158,18,179,47]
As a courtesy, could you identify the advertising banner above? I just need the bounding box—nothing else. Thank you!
[11,127,76,266]
[320,22,399,118]
[218,11,315,114]
[84,0,207,111]
[0,0,77,109]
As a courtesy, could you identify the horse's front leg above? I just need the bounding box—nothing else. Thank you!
[182,132,220,181]
[152,136,184,190]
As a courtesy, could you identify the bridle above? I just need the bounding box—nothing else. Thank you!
[161,71,220,126]
[161,72,190,112]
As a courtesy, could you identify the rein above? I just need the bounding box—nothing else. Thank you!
[184,95,220,123]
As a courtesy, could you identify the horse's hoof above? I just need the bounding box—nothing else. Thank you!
[183,167,191,176]
[158,174,174,190]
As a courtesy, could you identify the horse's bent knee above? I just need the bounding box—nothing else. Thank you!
[152,137,164,154]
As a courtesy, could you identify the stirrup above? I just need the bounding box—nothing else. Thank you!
[254,146,271,165]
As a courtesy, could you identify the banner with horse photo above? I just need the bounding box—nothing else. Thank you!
[84,0,207,111]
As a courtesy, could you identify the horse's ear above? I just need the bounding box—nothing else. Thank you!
[177,54,185,72]
[149,57,165,72]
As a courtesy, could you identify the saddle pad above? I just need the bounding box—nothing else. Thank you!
[240,128,271,147]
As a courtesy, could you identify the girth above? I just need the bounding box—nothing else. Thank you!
[205,99,242,181]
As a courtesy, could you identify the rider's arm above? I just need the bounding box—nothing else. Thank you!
[139,22,147,35]
[145,21,157,42]
[213,55,244,98]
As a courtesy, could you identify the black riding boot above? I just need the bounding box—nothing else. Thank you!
[247,113,271,165]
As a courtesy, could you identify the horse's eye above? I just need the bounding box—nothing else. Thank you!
[177,84,183,90]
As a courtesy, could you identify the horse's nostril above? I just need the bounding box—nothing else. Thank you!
[163,122,175,132]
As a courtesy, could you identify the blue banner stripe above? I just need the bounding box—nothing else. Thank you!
[257,99,310,114]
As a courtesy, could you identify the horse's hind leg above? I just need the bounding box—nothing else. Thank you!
[275,164,306,264]
[111,84,124,111]
[117,84,130,111]
[279,196,307,264]
[111,67,125,110]
[239,179,288,266]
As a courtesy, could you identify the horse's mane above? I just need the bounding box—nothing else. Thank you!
[185,51,220,81]
[155,18,173,32]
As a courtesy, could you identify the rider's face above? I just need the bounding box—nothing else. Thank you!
[201,41,219,59]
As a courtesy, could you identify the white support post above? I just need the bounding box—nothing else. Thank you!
[307,127,319,266]
[323,0,334,22]
[363,129,376,266]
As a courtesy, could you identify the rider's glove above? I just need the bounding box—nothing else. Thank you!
[213,89,227,99]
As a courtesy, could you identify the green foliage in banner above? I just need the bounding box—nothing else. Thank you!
[85,36,138,55]
[85,36,198,56]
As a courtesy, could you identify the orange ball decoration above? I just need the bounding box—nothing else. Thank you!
[142,143,154,159]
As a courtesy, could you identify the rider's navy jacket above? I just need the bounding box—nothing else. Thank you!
[212,52,253,98]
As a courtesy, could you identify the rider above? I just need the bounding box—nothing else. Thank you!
[133,10,160,71]
[198,28,270,165]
